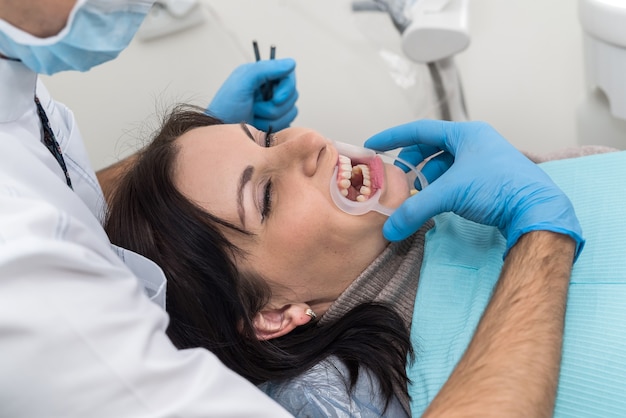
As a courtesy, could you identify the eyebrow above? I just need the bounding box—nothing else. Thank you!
[236,123,257,227]
[240,122,255,142]
[238,165,254,228]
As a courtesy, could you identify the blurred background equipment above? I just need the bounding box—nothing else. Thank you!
[576,0,626,149]
[42,0,588,171]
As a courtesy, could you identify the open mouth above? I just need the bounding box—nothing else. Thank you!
[329,140,393,216]
[329,140,427,217]
[337,155,379,202]
[336,154,382,202]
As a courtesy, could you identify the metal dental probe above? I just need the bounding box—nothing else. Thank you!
[252,40,277,101]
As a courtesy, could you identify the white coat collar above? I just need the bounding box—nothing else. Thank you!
[0,58,37,123]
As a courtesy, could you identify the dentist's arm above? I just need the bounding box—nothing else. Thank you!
[424,230,574,417]
[365,120,583,416]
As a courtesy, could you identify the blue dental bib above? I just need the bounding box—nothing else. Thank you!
[408,151,626,417]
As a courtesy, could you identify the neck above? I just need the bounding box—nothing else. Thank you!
[319,222,433,328]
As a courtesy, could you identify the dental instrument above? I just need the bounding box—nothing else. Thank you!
[330,141,428,216]
[264,45,277,100]
[252,40,277,101]
[252,40,261,62]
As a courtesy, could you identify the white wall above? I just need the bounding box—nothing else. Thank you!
[42,0,586,171]
[455,0,586,154]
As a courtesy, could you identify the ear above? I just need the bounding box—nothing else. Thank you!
[253,303,314,341]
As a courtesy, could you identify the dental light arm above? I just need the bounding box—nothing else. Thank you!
[402,0,470,121]
[401,0,470,64]
[354,0,470,121]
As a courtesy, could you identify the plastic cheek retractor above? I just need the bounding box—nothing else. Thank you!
[330,141,429,216]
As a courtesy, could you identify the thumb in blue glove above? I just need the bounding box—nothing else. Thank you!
[207,58,299,132]
[365,120,584,259]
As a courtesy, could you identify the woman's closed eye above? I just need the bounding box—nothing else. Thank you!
[260,127,275,222]
[239,122,277,148]
[262,126,276,148]
[261,180,273,222]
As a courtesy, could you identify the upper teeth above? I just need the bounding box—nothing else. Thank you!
[338,155,372,201]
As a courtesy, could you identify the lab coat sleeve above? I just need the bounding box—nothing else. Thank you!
[0,194,292,417]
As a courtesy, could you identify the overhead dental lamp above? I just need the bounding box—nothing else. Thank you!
[355,0,471,121]
[401,0,470,64]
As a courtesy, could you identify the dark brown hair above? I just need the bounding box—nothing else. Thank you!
[104,105,414,408]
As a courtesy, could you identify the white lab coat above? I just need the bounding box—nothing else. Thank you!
[0,58,291,417]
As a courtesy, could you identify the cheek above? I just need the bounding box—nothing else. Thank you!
[270,197,332,250]
[250,189,388,290]
[262,190,341,262]
[255,214,328,287]
[268,188,384,256]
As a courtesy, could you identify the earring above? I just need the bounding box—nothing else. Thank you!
[305,308,317,321]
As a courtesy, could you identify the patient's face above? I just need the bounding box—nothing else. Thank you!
[174,123,409,314]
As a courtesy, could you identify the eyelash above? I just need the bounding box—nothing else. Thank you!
[261,128,274,222]
[263,126,275,148]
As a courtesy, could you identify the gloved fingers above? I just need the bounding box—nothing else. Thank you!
[251,106,299,132]
[268,70,297,105]
[253,90,299,120]
[365,119,451,152]
[248,58,296,90]
[396,144,443,169]
[365,119,503,157]
[383,184,449,241]
[419,151,454,185]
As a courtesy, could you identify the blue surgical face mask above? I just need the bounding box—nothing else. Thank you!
[0,0,155,75]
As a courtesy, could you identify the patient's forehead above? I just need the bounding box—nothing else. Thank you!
[175,125,229,162]
[174,125,240,177]
[173,124,252,218]
[176,124,246,147]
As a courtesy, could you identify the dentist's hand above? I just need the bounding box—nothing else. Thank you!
[207,58,299,132]
[365,120,584,258]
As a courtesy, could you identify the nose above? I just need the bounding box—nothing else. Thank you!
[272,129,329,177]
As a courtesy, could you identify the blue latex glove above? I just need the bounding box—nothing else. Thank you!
[365,120,584,258]
[207,58,298,132]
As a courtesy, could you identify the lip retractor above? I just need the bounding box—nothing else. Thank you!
[330,141,428,216]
